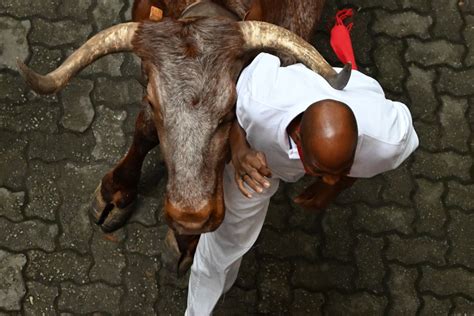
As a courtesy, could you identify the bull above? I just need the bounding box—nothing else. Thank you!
[17,0,350,275]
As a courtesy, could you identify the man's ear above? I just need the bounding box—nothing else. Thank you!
[244,0,263,21]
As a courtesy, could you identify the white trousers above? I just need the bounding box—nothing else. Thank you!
[185,164,280,316]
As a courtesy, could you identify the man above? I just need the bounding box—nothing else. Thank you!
[185,52,419,315]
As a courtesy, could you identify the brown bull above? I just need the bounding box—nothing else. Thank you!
[18,0,350,275]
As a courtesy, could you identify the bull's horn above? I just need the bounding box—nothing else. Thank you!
[238,21,351,90]
[17,22,139,94]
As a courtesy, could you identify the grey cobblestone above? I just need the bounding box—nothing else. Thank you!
[420,295,452,316]
[0,188,25,221]
[0,250,26,311]
[388,264,419,315]
[420,266,474,298]
[25,250,91,284]
[1,0,473,314]
[405,39,465,68]
[373,11,432,39]
[386,235,448,266]
[0,17,30,71]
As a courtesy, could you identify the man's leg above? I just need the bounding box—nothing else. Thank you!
[185,164,279,316]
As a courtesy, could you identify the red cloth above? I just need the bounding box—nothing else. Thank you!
[330,9,358,70]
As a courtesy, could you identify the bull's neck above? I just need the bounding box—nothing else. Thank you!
[180,0,240,21]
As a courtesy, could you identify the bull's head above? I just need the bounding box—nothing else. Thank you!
[17,14,350,235]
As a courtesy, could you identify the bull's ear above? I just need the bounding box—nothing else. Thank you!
[244,0,263,21]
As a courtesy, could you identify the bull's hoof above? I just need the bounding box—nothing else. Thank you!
[90,183,136,233]
[163,229,195,278]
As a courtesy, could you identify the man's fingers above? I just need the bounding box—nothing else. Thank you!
[248,169,270,189]
[242,174,263,193]
[235,174,252,198]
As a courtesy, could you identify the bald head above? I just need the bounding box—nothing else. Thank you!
[300,99,358,173]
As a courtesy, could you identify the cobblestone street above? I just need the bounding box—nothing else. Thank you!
[0,0,473,315]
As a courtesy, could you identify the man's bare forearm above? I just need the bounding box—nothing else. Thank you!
[229,119,250,156]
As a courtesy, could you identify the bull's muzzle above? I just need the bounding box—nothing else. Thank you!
[164,197,224,235]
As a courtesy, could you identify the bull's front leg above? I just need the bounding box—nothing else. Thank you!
[90,105,159,232]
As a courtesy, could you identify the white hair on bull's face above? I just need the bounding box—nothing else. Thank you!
[133,18,243,210]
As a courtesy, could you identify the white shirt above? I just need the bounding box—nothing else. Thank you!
[236,53,419,181]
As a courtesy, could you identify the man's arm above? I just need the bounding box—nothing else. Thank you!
[229,120,272,198]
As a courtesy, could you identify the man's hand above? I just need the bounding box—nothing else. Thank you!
[232,147,272,198]
[293,176,356,210]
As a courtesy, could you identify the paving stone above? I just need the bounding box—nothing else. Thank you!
[120,54,143,79]
[58,0,93,22]
[155,285,187,315]
[121,253,160,315]
[214,288,258,315]
[0,250,27,311]
[452,297,474,314]
[28,131,95,162]
[465,16,474,66]
[57,163,109,254]
[60,79,95,133]
[125,223,167,256]
[92,0,125,30]
[386,235,448,265]
[0,0,60,18]
[0,188,25,221]
[420,266,474,298]
[325,291,387,315]
[0,218,58,252]
[287,179,322,233]
[90,229,126,285]
[92,105,128,162]
[388,264,419,315]
[235,248,258,290]
[382,164,415,206]
[290,289,324,315]
[264,185,290,231]
[462,0,474,13]
[129,195,161,226]
[0,99,61,133]
[349,11,373,65]
[337,176,385,206]
[446,181,474,211]
[447,209,474,268]
[258,227,319,260]
[28,45,63,75]
[405,39,465,68]
[405,65,438,122]
[292,260,355,291]
[355,234,385,293]
[411,150,472,181]
[92,78,143,108]
[373,37,405,93]
[439,96,470,152]
[25,250,91,284]
[257,258,292,314]
[58,282,123,314]
[354,204,415,235]
[437,67,474,97]
[339,0,398,10]
[0,17,30,71]
[25,161,62,221]
[321,205,353,262]
[30,19,92,47]
[373,11,432,39]
[414,179,446,237]
[0,132,27,191]
[24,281,58,316]
[420,295,452,316]
[81,54,126,77]
[0,73,28,102]
[431,0,464,41]
[398,0,431,12]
